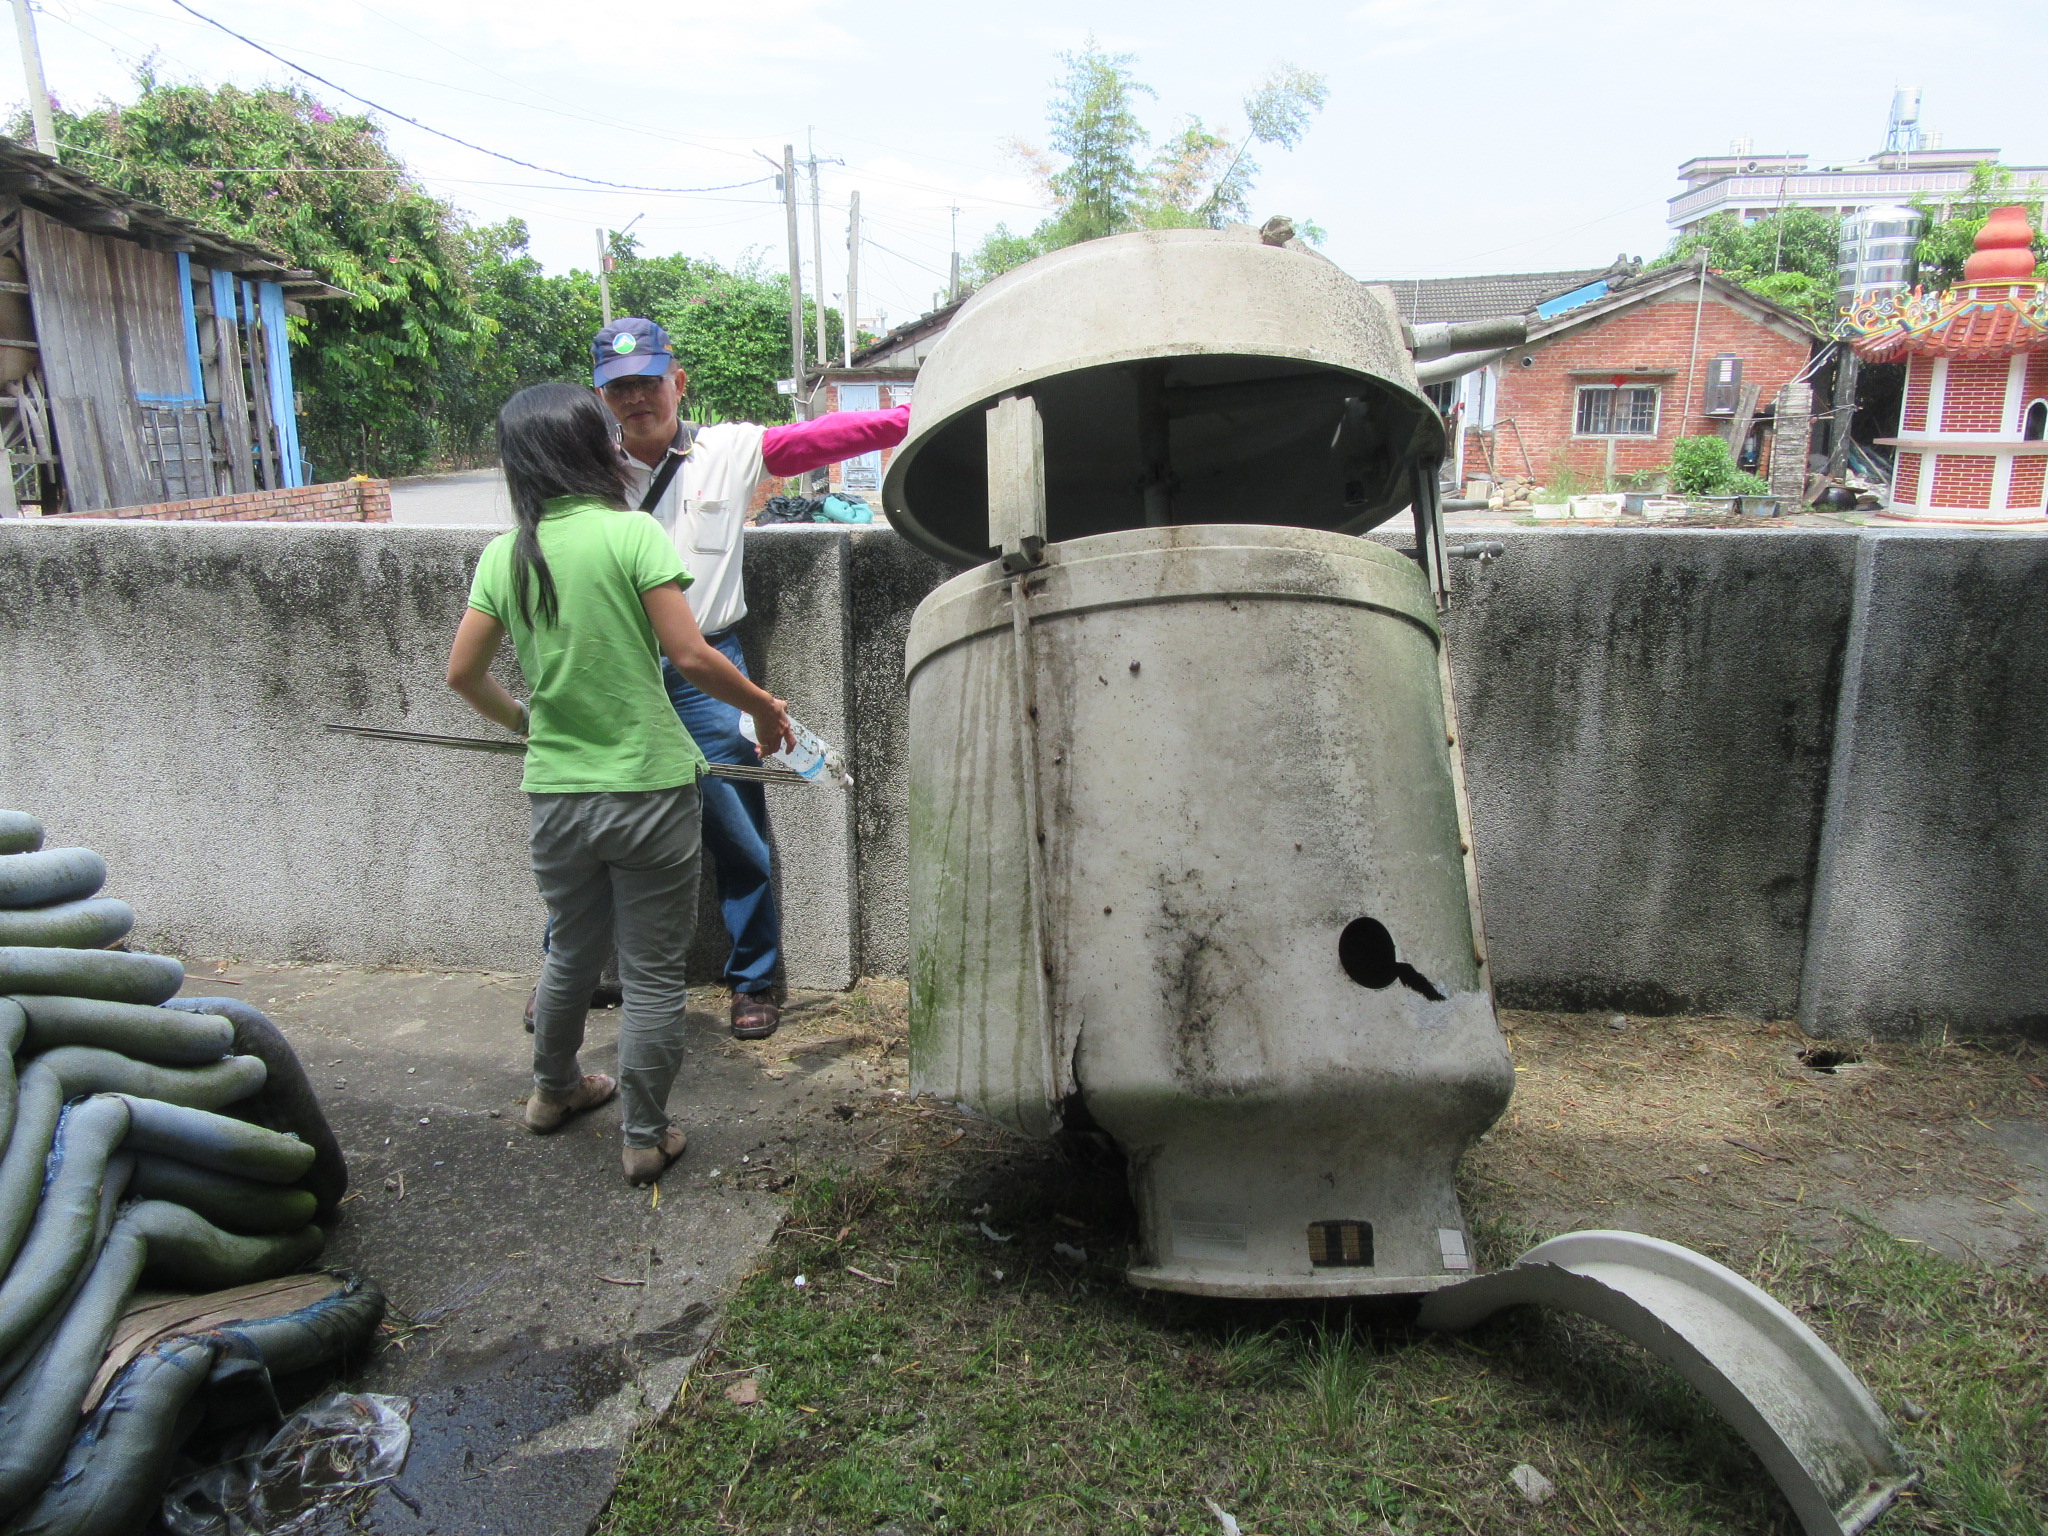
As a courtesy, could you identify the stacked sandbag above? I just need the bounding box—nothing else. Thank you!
[0,812,380,1535]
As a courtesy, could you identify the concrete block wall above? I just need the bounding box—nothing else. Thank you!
[50,478,392,523]
[2,519,2042,1039]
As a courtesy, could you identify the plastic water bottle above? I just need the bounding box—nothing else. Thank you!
[739,712,853,788]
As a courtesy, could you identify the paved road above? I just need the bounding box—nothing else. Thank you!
[389,467,510,526]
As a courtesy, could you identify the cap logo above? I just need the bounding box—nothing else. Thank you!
[612,333,637,355]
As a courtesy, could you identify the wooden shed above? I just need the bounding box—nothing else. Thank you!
[0,136,345,514]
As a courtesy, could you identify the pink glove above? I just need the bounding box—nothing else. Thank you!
[761,404,911,477]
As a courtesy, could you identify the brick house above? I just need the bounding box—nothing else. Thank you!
[1438,267,1820,491]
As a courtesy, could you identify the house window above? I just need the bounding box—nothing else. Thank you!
[2024,399,2047,442]
[1574,385,1660,437]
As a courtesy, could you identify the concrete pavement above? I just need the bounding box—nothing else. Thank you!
[175,961,890,1534]
[389,468,510,527]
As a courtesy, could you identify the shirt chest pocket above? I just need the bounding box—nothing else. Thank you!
[686,498,739,557]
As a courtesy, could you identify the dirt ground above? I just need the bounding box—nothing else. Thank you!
[1469,1010,2048,1274]
[751,986,2048,1279]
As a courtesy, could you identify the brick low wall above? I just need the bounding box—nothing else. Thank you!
[54,479,391,523]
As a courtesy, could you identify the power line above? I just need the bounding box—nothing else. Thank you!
[82,0,770,165]
[163,0,773,196]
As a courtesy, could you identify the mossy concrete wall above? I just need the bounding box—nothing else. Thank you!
[1798,532,2048,1039]
[0,522,863,990]
[2,520,2040,1038]
[1440,529,1858,1019]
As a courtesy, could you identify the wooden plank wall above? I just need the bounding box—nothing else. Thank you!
[106,239,191,399]
[22,209,177,510]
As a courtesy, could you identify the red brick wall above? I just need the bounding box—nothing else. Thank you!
[2024,351,2048,421]
[1893,450,1923,504]
[1494,288,1813,486]
[1930,454,1994,509]
[1940,358,2010,433]
[2008,456,2045,511]
[52,480,391,523]
[1900,359,1930,433]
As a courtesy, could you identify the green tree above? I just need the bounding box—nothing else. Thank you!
[429,218,595,464]
[969,49,1329,286]
[1043,45,1152,245]
[42,71,490,477]
[39,69,848,472]
[1910,161,2048,287]
[1650,208,1842,328]
[444,225,840,439]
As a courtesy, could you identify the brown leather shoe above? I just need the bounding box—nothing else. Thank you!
[623,1124,688,1185]
[730,990,781,1040]
[523,1073,616,1134]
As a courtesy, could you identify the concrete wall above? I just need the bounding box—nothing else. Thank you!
[1799,532,2048,1038]
[0,522,533,972]
[1444,529,1858,1018]
[3,519,2042,1039]
[0,522,864,990]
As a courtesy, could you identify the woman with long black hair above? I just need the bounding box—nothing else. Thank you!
[445,383,793,1185]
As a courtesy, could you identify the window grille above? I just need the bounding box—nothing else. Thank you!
[1574,386,1659,437]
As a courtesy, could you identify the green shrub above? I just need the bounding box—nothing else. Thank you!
[1668,435,1762,497]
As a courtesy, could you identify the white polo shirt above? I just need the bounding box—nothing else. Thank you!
[621,421,767,637]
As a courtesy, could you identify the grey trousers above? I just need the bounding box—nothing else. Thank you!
[528,782,701,1148]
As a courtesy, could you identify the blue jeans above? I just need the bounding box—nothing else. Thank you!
[661,632,781,994]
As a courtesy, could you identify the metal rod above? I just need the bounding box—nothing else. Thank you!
[1679,246,1709,428]
[322,724,812,785]
[595,228,612,325]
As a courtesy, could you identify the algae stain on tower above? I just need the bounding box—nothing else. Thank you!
[896,229,1512,1297]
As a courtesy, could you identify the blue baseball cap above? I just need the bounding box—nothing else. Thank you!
[592,317,674,386]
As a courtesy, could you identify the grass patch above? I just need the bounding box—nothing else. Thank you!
[596,1125,2045,1536]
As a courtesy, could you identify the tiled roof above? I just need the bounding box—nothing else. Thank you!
[0,135,348,298]
[849,296,966,367]
[1359,269,1609,324]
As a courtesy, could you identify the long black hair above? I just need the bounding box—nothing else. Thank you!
[495,383,629,628]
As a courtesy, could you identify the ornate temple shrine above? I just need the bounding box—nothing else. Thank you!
[1845,204,2047,524]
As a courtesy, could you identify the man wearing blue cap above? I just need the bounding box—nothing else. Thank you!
[590,316,907,1039]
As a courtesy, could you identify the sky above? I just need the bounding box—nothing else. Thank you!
[15,0,2047,334]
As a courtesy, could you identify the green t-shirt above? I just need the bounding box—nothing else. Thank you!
[467,496,706,794]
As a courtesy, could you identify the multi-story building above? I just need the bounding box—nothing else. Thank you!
[1668,95,2046,237]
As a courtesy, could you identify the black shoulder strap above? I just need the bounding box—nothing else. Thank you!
[639,450,686,514]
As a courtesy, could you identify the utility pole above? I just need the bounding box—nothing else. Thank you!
[11,0,56,160]
[947,205,961,303]
[808,136,828,375]
[595,228,612,324]
[845,190,860,368]
[781,144,806,415]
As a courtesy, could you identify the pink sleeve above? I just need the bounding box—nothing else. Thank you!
[760,404,911,477]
